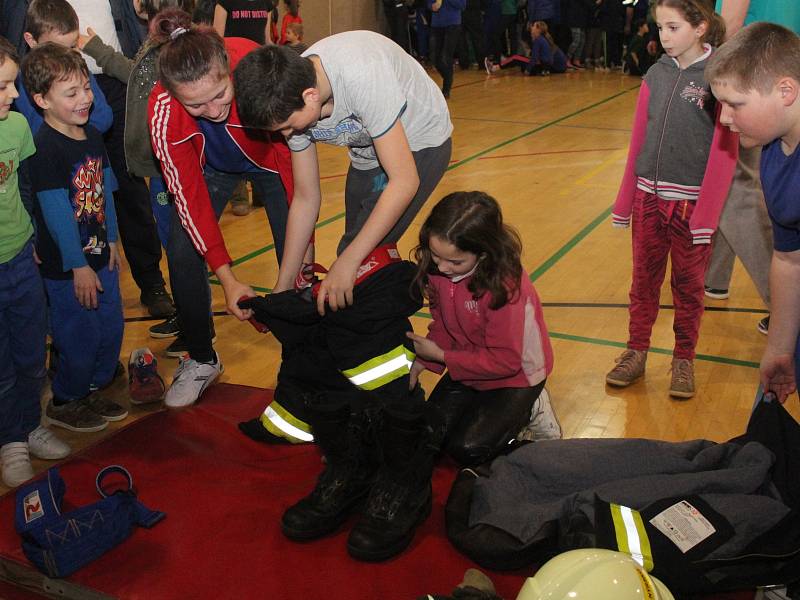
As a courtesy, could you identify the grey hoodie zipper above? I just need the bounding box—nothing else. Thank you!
[653,65,684,197]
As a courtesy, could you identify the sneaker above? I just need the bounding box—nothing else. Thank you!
[1,442,34,487]
[484,57,494,75]
[517,387,562,441]
[606,349,647,387]
[669,358,695,399]
[704,286,729,300]
[164,353,223,408]
[28,426,71,460]
[129,348,166,405]
[140,286,176,319]
[758,316,770,335]
[165,333,217,358]
[149,314,180,339]
[45,398,108,433]
[83,392,128,421]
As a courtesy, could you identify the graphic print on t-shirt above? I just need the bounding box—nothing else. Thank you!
[307,116,371,148]
[71,155,107,255]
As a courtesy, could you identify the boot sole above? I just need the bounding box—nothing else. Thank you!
[281,513,350,541]
[281,495,368,541]
[605,374,643,387]
[346,493,432,562]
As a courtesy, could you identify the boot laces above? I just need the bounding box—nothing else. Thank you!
[365,478,408,520]
[614,350,643,377]
[670,359,693,385]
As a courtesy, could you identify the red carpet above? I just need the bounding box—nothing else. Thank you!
[0,384,757,599]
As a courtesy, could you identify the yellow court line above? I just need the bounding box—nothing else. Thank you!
[559,148,628,196]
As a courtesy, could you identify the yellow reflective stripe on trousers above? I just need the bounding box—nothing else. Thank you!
[341,345,415,391]
[259,400,314,443]
[610,503,654,572]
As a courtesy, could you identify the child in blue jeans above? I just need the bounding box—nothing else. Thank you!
[0,37,69,488]
[22,43,127,434]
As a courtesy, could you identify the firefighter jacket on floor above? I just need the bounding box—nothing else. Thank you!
[240,253,423,443]
[445,397,800,596]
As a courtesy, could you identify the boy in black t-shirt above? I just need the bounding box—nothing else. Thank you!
[22,43,127,433]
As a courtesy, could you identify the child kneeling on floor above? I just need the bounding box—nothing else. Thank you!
[407,191,561,467]
[22,43,127,434]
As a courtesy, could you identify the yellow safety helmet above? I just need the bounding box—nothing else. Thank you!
[516,549,675,600]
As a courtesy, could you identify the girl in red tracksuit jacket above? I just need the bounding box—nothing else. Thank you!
[407,191,560,467]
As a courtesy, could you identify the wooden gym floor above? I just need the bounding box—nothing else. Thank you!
[3,65,797,496]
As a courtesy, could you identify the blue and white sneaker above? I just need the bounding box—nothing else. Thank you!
[165,352,223,408]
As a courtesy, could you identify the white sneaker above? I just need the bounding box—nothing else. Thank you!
[28,425,71,460]
[517,387,562,441]
[1,442,34,487]
[165,352,223,408]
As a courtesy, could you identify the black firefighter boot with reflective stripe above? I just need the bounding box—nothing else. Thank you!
[346,406,439,561]
[281,397,378,541]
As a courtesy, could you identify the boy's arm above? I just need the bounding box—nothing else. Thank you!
[760,249,800,402]
[273,144,322,293]
[612,81,650,227]
[80,33,135,83]
[316,120,419,314]
[89,75,114,135]
[36,188,88,272]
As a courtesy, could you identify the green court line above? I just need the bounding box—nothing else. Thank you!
[445,86,638,172]
[548,331,760,369]
[411,310,758,369]
[530,205,613,282]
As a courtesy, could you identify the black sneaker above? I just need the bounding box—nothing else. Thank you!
[149,314,180,339]
[46,398,108,433]
[758,316,770,335]
[704,286,729,300]
[165,334,217,358]
[140,287,176,319]
[83,392,129,422]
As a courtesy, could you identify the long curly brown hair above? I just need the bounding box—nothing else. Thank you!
[413,191,522,310]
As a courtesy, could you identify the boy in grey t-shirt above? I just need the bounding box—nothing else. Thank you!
[234,30,452,314]
[232,30,452,563]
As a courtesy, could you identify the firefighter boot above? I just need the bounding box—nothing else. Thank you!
[281,395,377,541]
[346,405,438,561]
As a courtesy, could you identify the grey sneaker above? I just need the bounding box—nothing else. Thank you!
[83,392,129,422]
[669,358,695,399]
[28,425,71,460]
[165,352,223,408]
[46,398,108,433]
[517,387,562,441]
[606,349,647,387]
[1,442,34,487]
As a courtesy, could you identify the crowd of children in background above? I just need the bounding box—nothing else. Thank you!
[390,0,663,78]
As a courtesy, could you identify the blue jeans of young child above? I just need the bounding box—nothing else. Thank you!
[45,267,124,402]
[166,167,288,363]
[0,240,47,445]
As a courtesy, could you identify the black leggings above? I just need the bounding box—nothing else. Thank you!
[427,374,546,466]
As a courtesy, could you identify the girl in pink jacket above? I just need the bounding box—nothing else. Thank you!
[407,191,560,466]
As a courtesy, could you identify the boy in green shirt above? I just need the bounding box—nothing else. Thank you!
[0,36,69,488]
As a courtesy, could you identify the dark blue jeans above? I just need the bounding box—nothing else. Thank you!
[0,240,47,445]
[45,266,124,402]
[167,166,288,363]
